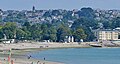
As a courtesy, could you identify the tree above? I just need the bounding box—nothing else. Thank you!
[72,17,98,30]
[77,7,94,19]
[103,21,112,29]
[71,17,97,41]
[40,23,49,40]
[23,22,31,29]
[48,26,57,42]
[22,26,32,40]
[111,17,120,29]
[0,29,3,39]
[73,28,87,42]
[2,22,17,39]
[29,24,42,40]
[52,10,61,16]
[31,30,42,41]
[16,28,27,40]
[57,23,71,42]
[43,11,51,17]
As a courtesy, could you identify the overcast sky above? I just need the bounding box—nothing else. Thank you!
[0,0,119,10]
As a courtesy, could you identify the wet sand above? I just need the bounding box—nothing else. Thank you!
[0,49,64,64]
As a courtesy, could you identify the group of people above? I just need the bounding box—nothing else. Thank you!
[31,60,45,64]
[28,55,46,64]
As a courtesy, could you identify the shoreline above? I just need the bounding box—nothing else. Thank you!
[0,55,63,64]
[1,42,119,64]
[0,42,91,50]
[0,48,64,64]
[0,42,91,64]
[0,42,120,64]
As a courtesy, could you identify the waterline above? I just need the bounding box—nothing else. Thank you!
[31,48,120,64]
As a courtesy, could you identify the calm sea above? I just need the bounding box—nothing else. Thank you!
[30,48,120,64]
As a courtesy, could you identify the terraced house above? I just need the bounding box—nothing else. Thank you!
[93,29,119,42]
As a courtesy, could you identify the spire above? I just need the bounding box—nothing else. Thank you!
[32,6,35,12]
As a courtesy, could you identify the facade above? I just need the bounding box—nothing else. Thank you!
[93,29,119,42]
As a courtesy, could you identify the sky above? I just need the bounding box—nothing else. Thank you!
[0,0,120,10]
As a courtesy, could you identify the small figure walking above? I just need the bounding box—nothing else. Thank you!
[31,62,33,64]
[44,57,45,60]
[37,61,40,64]
[11,60,14,64]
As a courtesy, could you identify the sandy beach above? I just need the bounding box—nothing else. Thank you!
[0,42,91,64]
[0,42,91,50]
[0,55,63,64]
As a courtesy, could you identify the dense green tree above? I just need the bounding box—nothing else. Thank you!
[111,17,120,29]
[2,22,17,39]
[0,17,2,22]
[57,23,71,42]
[22,25,31,40]
[43,11,51,17]
[52,10,61,16]
[29,24,42,40]
[23,22,31,28]
[73,28,87,42]
[31,30,42,40]
[103,21,112,29]
[81,26,95,41]
[0,28,3,39]
[48,26,57,42]
[77,7,95,18]
[16,28,27,40]
[72,17,98,30]
[71,17,97,41]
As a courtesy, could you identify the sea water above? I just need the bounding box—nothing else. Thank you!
[30,48,120,64]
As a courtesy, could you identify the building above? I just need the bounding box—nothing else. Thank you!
[93,29,119,42]
[32,6,36,12]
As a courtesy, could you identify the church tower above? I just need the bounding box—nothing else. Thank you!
[32,6,36,12]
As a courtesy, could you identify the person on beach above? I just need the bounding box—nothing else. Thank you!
[15,59,16,61]
[37,61,40,64]
[0,60,1,64]
[28,55,32,59]
[31,62,33,64]
[44,57,45,60]
[11,60,14,64]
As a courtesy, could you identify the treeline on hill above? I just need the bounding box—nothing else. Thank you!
[0,22,87,42]
[0,8,120,42]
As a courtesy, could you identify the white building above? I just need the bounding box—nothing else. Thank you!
[93,29,119,42]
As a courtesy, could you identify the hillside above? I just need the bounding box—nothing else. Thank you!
[0,7,120,41]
